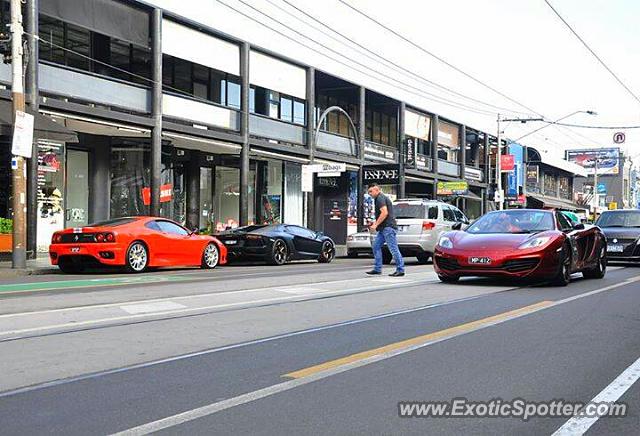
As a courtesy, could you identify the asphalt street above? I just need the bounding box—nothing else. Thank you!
[0,258,639,435]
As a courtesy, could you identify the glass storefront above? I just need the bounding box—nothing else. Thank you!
[258,160,283,224]
[213,166,256,231]
[283,162,304,226]
[37,139,66,252]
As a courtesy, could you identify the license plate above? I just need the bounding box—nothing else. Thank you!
[224,240,237,245]
[607,245,624,253]
[469,256,492,264]
[398,226,408,232]
[70,247,80,253]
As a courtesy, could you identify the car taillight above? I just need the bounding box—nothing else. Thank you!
[422,221,435,231]
[105,233,115,242]
[51,233,62,243]
[96,233,105,242]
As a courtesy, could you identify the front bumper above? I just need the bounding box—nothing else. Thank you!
[49,243,125,266]
[433,247,561,279]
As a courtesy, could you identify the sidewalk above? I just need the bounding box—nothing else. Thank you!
[0,256,58,278]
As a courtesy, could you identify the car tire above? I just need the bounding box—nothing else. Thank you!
[125,241,149,273]
[201,243,220,269]
[318,241,336,263]
[58,257,83,274]
[552,244,572,286]
[438,274,459,283]
[382,251,393,265]
[347,250,358,258]
[416,253,430,264]
[268,239,289,265]
[583,243,606,279]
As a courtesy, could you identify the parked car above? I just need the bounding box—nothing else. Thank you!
[347,231,372,257]
[215,224,335,265]
[433,209,607,286]
[49,217,227,273]
[376,199,469,264]
[595,210,640,263]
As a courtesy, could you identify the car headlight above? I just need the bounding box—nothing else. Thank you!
[347,235,354,241]
[518,236,551,249]
[438,236,453,249]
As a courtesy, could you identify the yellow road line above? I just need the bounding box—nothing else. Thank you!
[284,300,553,379]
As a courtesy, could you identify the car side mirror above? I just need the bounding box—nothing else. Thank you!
[452,222,463,230]
[572,223,585,230]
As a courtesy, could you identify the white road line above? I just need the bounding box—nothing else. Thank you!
[111,275,640,436]
[0,273,438,319]
[120,302,187,315]
[552,355,640,436]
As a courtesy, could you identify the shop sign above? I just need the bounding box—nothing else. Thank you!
[405,138,416,166]
[301,165,313,192]
[436,181,468,196]
[500,154,515,172]
[416,154,431,171]
[464,167,483,182]
[364,141,397,162]
[308,163,346,175]
[12,110,34,158]
[317,177,338,188]
[526,165,539,185]
[142,184,173,206]
[609,202,618,210]
[363,164,400,185]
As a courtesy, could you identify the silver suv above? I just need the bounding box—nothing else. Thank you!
[377,199,469,264]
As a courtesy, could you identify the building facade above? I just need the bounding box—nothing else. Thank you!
[1,0,499,255]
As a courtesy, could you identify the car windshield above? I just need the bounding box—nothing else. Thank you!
[393,203,426,219]
[88,218,138,227]
[466,210,555,234]
[596,212,640,228]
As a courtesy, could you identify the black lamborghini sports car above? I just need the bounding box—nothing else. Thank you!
[215,224,336,265]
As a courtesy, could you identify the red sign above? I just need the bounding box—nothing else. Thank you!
[517,194,526,204]
[500,154,515,172]
[142,184,173,206]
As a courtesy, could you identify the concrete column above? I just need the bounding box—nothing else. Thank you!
[398,101,406,198]
[150,8,162,216]
[484,134,491,211]
[357,86,366,230]
[89,137,111,222]
[25,0,39,258]
[239,42,250,226]
[305,67,315,228]
[186,157,200,231]
[431,114,439,175]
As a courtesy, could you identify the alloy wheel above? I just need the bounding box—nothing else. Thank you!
[320,241,335,263]
[203,243,219,268]
[128,242,148,272]
[273,240,287,265]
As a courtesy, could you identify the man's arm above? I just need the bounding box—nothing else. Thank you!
[370,206,388,231]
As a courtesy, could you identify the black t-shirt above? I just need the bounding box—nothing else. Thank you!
[374,193,397,229]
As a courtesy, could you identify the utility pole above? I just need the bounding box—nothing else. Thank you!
[496,114,503,210]
[10,0,26,268]
[592,156,599,218]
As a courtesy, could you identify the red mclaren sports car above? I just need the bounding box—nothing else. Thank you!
[49,217,227,273]
[433,209,607,286]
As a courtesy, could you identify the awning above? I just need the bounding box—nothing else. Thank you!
[527,193,581,211]
[0,100,78,143]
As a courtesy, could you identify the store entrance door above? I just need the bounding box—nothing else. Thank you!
[65,149,89,228]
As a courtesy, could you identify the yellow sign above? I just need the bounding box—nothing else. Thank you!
[608,202,617,210]
[436,181,469,196]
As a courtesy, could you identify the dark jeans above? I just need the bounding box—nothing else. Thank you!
[373,226,405,273]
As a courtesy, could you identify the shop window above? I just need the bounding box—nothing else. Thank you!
[373,112,382,143]
[65,23,91,71]
[39,15,65,65]
[193,64,210,99]
[173,58,192,94]
[380,113,389,145]
[365,110,373,141]
[227,79,241,109]
[389,116,397,147]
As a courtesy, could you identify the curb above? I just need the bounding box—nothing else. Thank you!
[0,268,59,278]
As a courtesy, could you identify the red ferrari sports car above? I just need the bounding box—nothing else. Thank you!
[433,209,607,286]
[49,217,227,273]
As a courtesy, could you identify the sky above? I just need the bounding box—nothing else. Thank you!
[151,0,640,161]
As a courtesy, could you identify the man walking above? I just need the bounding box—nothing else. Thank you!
[366,183,405,277]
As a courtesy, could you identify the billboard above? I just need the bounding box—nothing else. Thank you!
[565,148,620,175]
[436,181,468,196]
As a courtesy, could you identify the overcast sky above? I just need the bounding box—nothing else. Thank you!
[153,0,640,160]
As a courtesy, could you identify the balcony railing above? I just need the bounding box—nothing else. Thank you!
[316,130,357,156]
[364,140,398,163]
[415,153,433,172]
[39,63,151,113]
[162,93,239,131]
[249,114,306,146]
[438,159,461,177]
